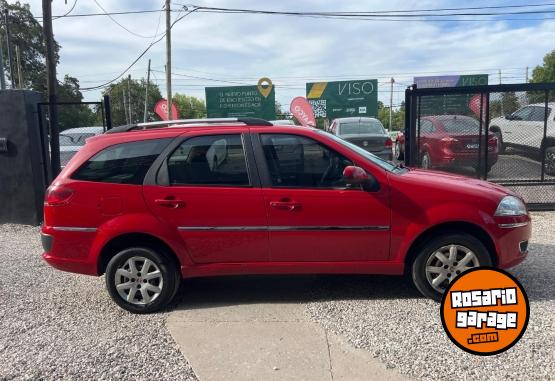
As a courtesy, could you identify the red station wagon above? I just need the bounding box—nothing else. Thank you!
[41,118,531,313]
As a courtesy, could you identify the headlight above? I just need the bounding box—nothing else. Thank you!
[495,196,527,216]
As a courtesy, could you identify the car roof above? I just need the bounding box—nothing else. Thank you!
[526,102,555,107]
[61,126,105,134]
[334,117,379,123]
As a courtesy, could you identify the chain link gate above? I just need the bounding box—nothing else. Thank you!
[37,95,112,183]
[404,82,555,211]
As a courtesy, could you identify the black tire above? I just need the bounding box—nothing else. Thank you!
[411,233,492,301]
[105,247,181,314]
[492,129,505,154]
[395,141,404,161]
[421,152,432,169]
[544,146,555,176]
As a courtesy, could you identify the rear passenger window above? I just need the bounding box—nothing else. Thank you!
[72,138,171,184]
[167,134,250,186]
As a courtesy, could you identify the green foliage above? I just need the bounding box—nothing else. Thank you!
[0,0,59,92]
[172,93,206,119]
[377,102,405,131]
[529,50,555,103]
[57,75,96,131]
[102,78,162,126]
[489,92,520,119]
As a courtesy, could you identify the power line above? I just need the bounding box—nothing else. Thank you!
[81,7,197,91]
[54,0,78,20]
[92,0,165,39]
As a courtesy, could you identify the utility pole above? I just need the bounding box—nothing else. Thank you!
[42,0,60,176]
[165,0,172,120]
[389,77,395,131]
[123,91,129,124]
[0,30,5,90]
[127,74,132,123]
[143,59,151,122]
[15,44,22,88]
[525,66,529,83]
[4,9,15,89]
[498,69,502,85]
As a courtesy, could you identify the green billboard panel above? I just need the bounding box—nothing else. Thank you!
[205,85,276,120]
[306,79,378,120]
[414,74,488,116]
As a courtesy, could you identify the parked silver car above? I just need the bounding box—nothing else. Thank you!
[59,126,104,167]
[328,117,393,160]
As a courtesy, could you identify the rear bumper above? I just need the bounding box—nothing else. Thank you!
[435,152,499,168]
[41,225,99,276]
[366,148,393,161]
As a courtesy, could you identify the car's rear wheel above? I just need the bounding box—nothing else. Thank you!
[411,233,492,300]
[395,141,404,161]
[105,247,180,313]
[544,146,555,176]
[421,152,432,169]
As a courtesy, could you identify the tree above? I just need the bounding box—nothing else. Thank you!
[0,1,60,91]
[529,50,555,103]
[57,75,96,131]
[173,93,206,119]
[489,92,520,119]
[377,101,405,131]
[102,78,162,126]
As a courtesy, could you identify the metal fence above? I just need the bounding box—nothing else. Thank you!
[404,82,555,211]
[37,96,112,182]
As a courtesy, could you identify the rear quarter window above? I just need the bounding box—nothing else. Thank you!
[72,138,172,184]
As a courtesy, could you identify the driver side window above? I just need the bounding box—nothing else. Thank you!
[260,134,353,188]
[511,107,532,121]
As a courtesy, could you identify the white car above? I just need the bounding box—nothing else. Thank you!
[59,126,104,167]
[489,103,555,175]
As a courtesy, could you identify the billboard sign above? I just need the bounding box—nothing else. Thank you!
[414,74,488,115]
[306,79,378,120]
[205,78,276,120]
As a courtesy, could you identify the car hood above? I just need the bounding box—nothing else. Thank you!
[391,168,519,204]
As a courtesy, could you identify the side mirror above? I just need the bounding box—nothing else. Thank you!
[342,166,379,192]
[504,114,513,120]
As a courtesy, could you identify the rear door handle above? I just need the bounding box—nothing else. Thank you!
[154,198,186,209]
[270,201,301,211]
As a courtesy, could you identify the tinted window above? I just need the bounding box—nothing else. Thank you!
[442,118,480,133]
[72,138,171,184]
[512,107,532,121]
[168,134,249,186]
[339,120,384,135]
[419,119,435,134]
[529,106,549,122]
[261,134,353,188]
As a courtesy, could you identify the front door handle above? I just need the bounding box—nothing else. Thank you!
[154,198,186,209]
[270,201,301,211]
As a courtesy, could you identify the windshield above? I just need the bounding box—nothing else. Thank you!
[339,120,384,135]
[59,133,95,146]
[317,130,398,172]
[441,118,479,134]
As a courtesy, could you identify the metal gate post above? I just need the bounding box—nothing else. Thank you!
[483,92,490,180]
[104,95,112,130]
[540,90,549,181]
[404,87,412,165]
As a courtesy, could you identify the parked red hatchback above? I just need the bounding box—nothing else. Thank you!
[42,118,530,313]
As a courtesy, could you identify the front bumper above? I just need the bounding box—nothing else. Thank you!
[493,216,531,269]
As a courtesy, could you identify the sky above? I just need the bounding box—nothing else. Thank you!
[21,0,555,111]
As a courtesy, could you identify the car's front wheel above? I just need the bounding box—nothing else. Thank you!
[421,152,432,169]
[411,233,492,300]
[105,247,180,313]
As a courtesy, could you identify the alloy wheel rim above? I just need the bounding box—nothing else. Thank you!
[425,244,480,293]
[114,256,164,305]
[395,142,401,159]
[546,151,555,173]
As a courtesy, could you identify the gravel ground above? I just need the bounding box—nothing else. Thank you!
[0,224,197,381]
[306,211,555,381]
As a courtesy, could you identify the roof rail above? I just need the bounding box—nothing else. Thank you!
[105,117,273,133]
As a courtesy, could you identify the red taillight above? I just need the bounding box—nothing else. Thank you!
[45,185,73,206]
[385,137,392,148]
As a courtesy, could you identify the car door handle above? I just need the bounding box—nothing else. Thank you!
[270,201,301,211]
[154,198,186,209]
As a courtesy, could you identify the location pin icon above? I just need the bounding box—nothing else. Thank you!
[257,77,273,98]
